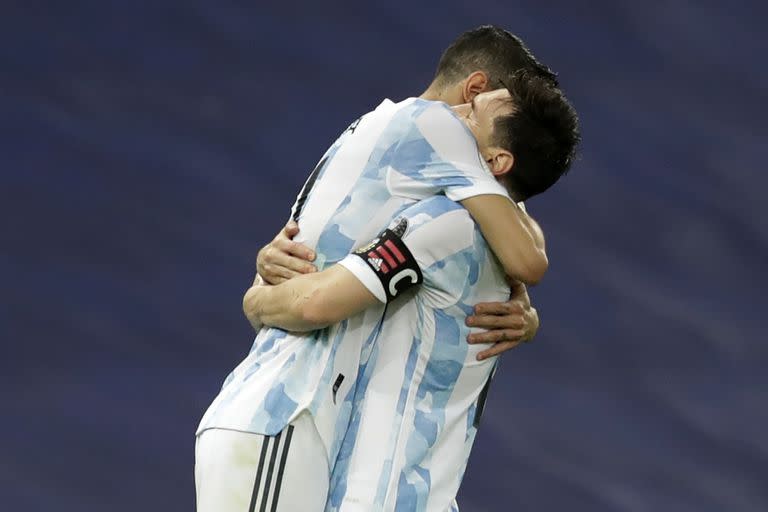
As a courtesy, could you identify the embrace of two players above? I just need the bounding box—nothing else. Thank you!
[195,25,580,512]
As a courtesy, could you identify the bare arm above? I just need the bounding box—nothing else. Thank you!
[257,207,545,356]
[243,264,379,332]
[459,195,548,285]
[256,199,548,287]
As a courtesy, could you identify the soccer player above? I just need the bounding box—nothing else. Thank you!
[245,78,579,510]
[258,28,550,358]
[195,27,559,512]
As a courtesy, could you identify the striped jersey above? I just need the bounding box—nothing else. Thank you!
[196,98,510,472]
[327,196,509,512]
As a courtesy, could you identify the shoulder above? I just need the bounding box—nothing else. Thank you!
[387,99,469,137]
[404,101,481,168]
[399,195,468,228]
[409,99,468,135]
[397,197,476,263]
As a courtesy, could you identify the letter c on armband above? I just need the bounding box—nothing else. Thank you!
[352,226,423,303]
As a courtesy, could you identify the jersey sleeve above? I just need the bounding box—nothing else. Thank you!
[338,196,481,307]
[385,100,510,202]
[338,222,423,304]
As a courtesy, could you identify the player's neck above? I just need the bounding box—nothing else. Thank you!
[419,83,461,105]
[419,86,441,101]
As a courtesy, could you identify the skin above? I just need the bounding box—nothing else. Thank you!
[243,117,527,338]
[248,247,538,359]
[254,227,539,360]
[255,74,544,359]
[452,88,516,175]
[434,74,549,284]
[243,265,377,333]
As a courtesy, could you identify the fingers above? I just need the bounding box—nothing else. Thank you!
[282,220,300,239]
[259,262,302,285]
[476,340,524,361]
[257,245,306,284]
[263,275,288,285]
[256,221,318,285]
[260,248,314,276]
[466,314,525,330]
[467,298,538,361]
[273,238,316,266]
[522,306,539,342]
[278,221,316,261]
[257,265,284,285]
[472,301,524,316]
[467,328,525,345]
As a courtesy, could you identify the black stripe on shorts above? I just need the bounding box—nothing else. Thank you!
[249,426,295,512]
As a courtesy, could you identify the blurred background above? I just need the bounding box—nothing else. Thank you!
[2,1,766,510]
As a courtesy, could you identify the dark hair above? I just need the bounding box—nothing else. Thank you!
[434,25,558,89]
[494,72,580,200]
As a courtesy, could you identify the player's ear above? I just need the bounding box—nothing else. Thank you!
[485,148,514,177]
[462,71,489,103]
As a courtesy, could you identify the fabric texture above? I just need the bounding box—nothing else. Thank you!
[195,412,328,512]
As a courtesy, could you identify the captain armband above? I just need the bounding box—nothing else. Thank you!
[352,222,423,302]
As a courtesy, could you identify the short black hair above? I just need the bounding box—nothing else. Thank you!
[433,25,558,89]
[494,72,580,201]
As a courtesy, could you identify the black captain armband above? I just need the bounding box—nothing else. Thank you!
[352,223,423,302]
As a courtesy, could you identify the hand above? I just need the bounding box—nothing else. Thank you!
[257,220,317,285]
[465,291,539,361]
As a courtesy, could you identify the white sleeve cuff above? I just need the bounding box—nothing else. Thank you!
[338,255,387,303]
[445,179,511,202]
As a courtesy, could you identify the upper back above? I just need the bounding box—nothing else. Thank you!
[289,98,501,269]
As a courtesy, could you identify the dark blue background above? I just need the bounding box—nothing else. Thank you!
[2,1,766,510]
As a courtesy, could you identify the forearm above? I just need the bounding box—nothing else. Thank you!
[460,195,548,284]
[243,265,379,333]
[494,201,547,282]
[242,279,321,333]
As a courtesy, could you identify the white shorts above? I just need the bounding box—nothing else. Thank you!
[195,412,328,512]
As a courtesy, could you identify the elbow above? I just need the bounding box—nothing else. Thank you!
[505,216,549,285]
[527,251,549,285]
[506,249,548,286]
[243,286,259,321]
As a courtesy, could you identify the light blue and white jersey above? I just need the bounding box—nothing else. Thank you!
[328,196,510,512]
[196,98,510,471]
